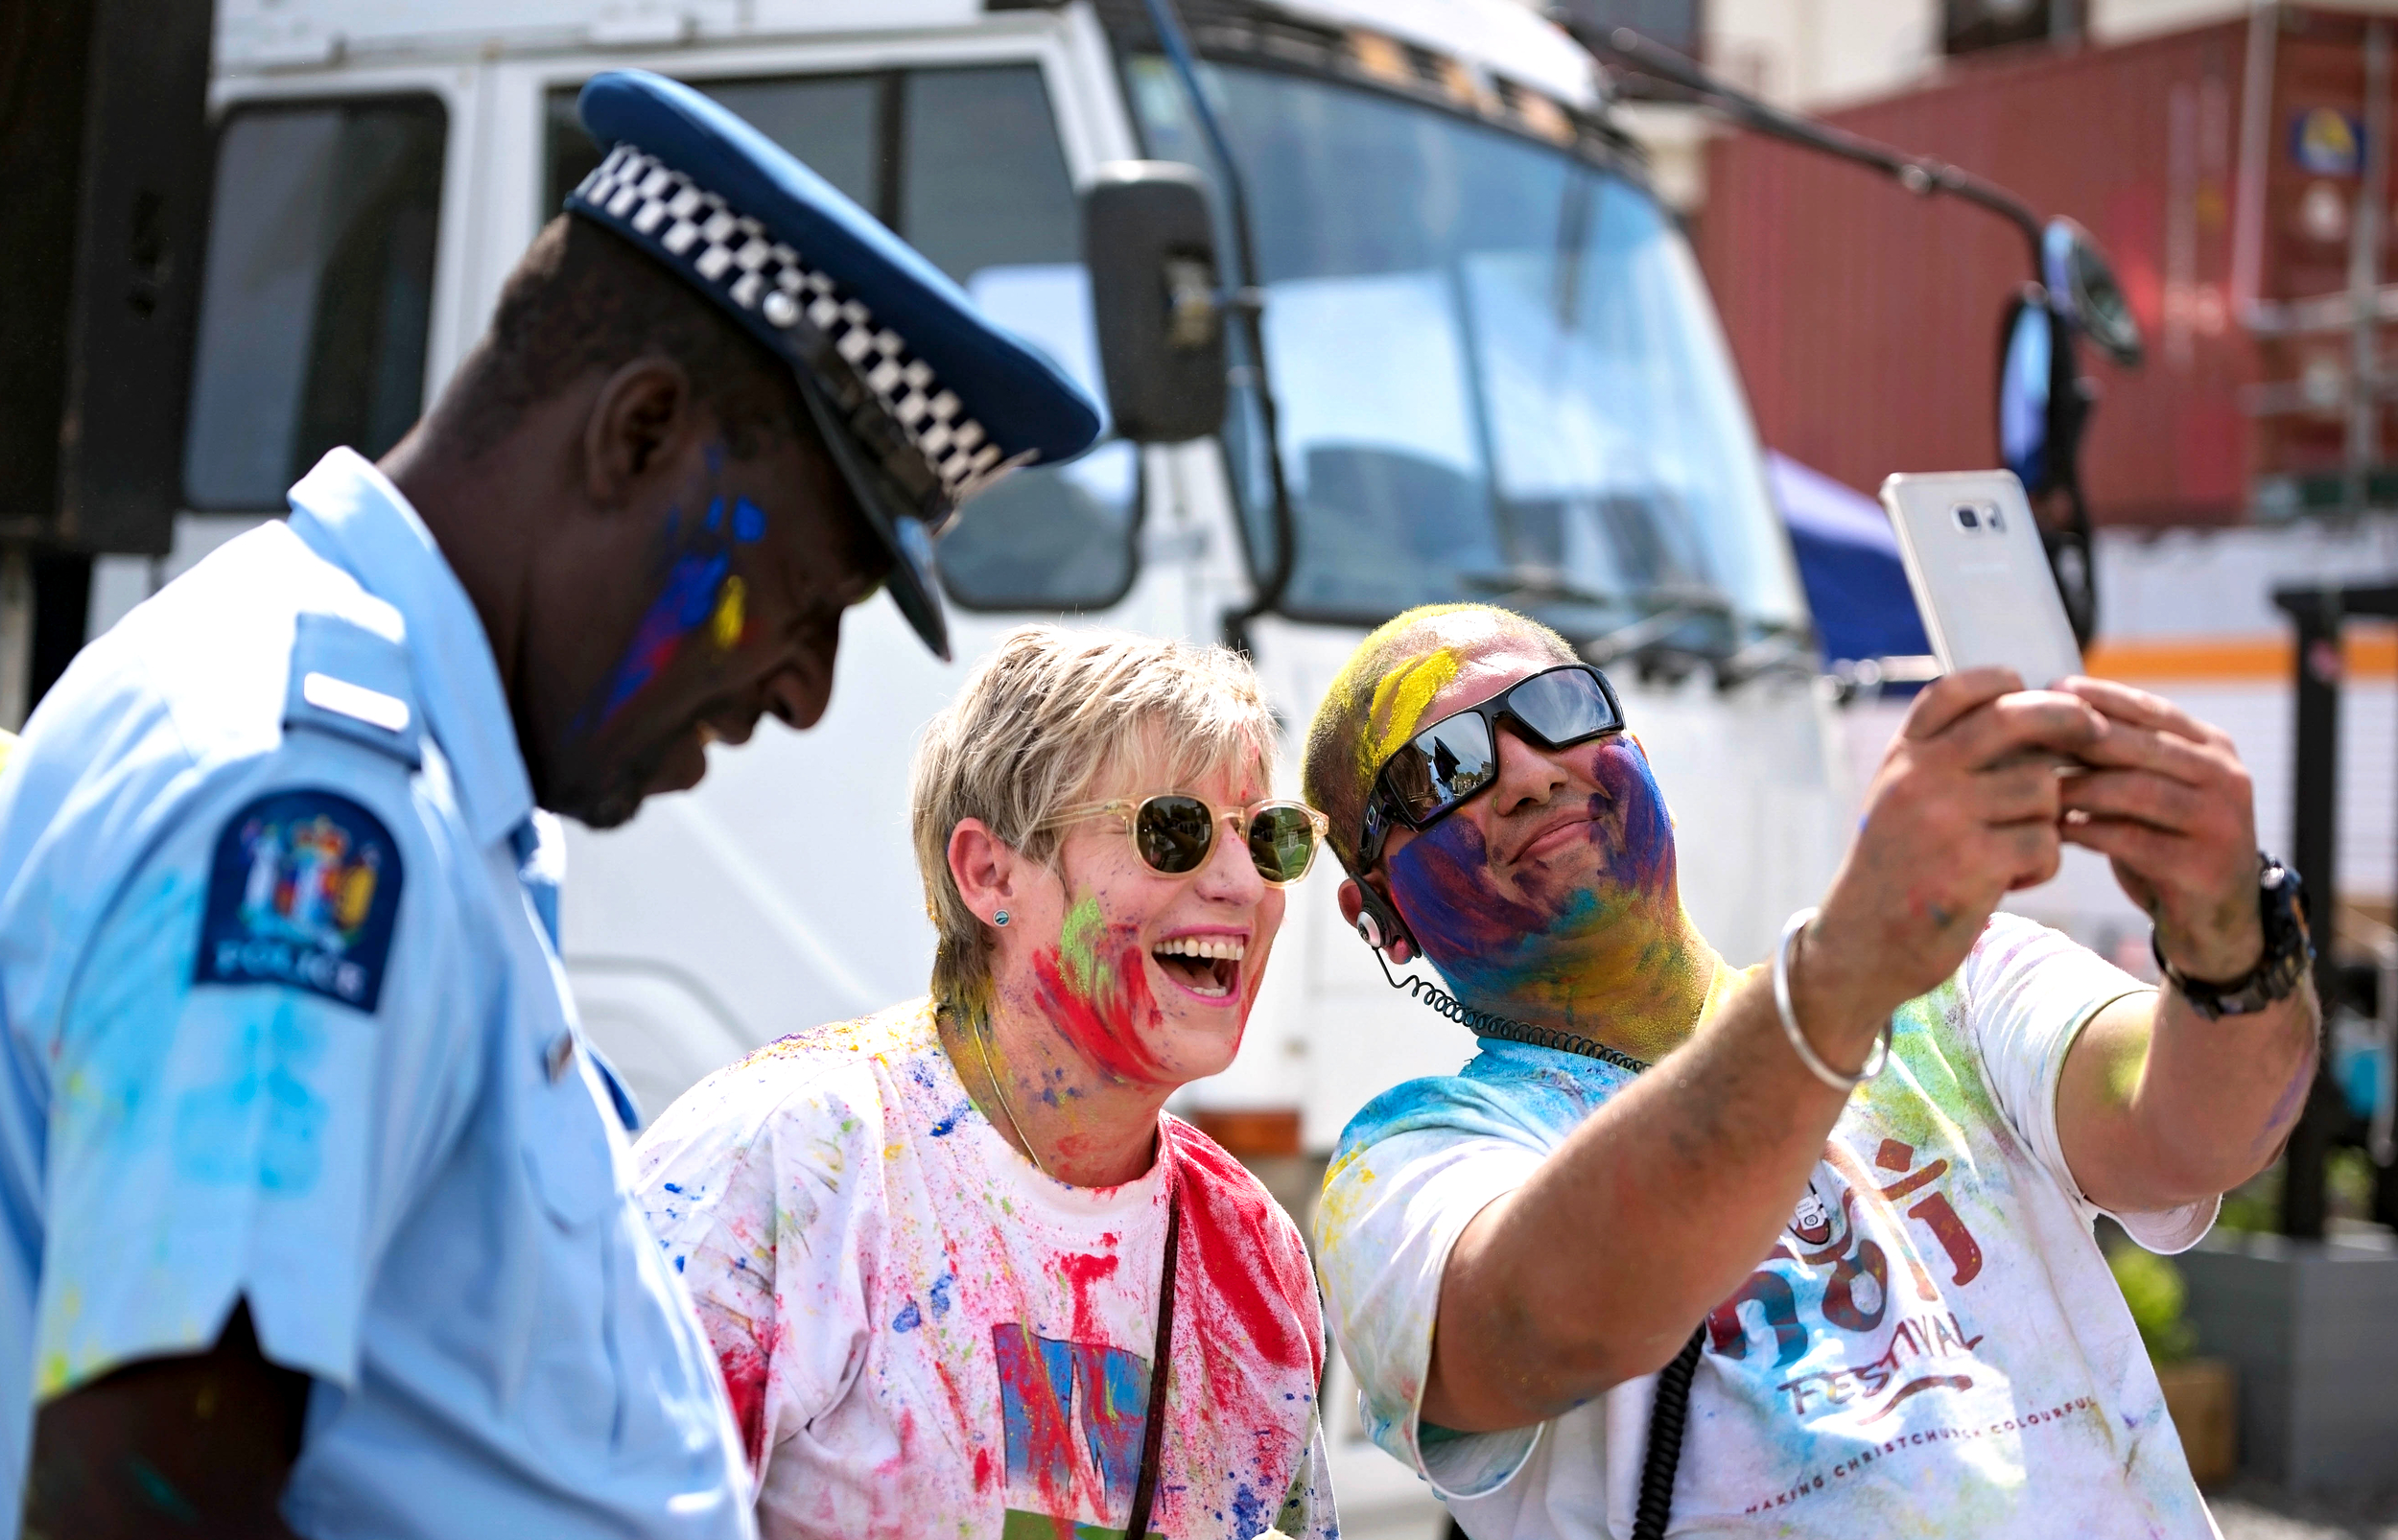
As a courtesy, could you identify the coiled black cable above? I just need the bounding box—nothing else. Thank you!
[1632,1328,1706,1540]
[1374,951,1652,1075]
[1377,954,1698,1537]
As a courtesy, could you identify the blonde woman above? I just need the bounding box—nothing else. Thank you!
[634,625,1337,1540]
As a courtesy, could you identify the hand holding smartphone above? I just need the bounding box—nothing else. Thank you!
[1881,470,2088,775]
[1879,470,2083,689]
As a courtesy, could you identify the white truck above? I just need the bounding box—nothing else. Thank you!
[186,0,1845,1154]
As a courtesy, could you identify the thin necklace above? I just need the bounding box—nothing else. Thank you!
[970,1012,1054,1181]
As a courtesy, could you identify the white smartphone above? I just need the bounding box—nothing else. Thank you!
[1879,470,2084,688]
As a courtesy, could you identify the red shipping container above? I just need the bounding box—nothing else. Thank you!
[1695,6,2398,529]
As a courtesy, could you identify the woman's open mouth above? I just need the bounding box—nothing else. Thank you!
[1151,935,1245,1002]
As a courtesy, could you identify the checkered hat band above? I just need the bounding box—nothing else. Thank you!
[571,143,1019,502]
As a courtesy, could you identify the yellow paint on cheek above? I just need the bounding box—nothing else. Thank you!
[708,575,746,650]
[1362,649,1461,785]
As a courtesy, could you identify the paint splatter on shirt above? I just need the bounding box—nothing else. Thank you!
[635,1000,1337,1540]
[1317,915,2222,1539]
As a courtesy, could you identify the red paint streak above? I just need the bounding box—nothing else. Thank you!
[1030,932,1167,1084]
[716,1336,771,1469]
[1058,1248,1121,1347]
[930,1355,976,1478]
[973,1445,995,1492]
[1143,1118,1325,1538]
[1164,1120,1320,1382]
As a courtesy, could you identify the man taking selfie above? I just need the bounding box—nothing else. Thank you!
[1307,603,2316,1538]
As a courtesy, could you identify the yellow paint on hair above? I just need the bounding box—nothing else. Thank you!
[1365,649,1460,775]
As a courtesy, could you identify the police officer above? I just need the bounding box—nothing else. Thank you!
[0,72,1098,1536]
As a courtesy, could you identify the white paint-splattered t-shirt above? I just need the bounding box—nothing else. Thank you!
[1317,915,2223,1538]
[635,1000,1336,1540]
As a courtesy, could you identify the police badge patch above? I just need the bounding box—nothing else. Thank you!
[195,790,404,1013]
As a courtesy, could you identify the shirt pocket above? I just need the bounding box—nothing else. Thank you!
[507,1038,637,1459]
[520,1044,623,1228]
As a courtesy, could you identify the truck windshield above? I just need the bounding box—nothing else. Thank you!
[1128,59,1802,648]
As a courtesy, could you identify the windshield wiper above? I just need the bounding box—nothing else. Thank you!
[1458,569,1747,672]
[1713,628,1822,688]
[1580,599,1724,665]
[1458,566,1629,610]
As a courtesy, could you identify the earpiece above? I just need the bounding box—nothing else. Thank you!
[1352,882,1416,961]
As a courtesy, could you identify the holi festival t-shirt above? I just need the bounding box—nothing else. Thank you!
[634,1000,1336,1540]
[1316,915,2222,1539]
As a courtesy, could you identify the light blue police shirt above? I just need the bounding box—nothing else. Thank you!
[0,449,754,1537]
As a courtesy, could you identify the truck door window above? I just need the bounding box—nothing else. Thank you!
[546,64,1134,615]
[184,97,445,510]
[543,77,880,218]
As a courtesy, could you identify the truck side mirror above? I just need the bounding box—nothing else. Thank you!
[2043,218,2143,369]
[1082,161,1230,445]
[1997,292,2055,493]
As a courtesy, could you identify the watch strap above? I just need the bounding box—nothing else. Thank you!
[2152,852,2314,1020]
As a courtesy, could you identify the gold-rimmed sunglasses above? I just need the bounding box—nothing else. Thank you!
[1046,795,1329,887]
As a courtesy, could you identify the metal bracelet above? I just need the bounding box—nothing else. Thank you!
[1773,907,1891,1093]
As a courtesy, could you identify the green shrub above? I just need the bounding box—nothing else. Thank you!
[2107,1238,2195,1365]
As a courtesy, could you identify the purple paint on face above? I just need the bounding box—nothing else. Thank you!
[596,549,729,719]
[570,440,783,735]
[1384,737,1677,1002]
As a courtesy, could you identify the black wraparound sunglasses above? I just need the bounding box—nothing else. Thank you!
[1355,663,1627,872]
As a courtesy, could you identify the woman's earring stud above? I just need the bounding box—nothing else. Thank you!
[994,910,1010,927]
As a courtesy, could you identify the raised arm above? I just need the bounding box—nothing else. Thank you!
[2052,678,2320,1216]
[1422,670,2104,1433]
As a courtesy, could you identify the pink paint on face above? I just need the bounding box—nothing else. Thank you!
[1021,748,1287,1090]
[1029,921,1170,1086]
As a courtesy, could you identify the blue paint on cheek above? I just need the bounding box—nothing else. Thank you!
[1386,817,1547,983]
[733,497,766,544]
[1382,742,1676,989]
[593,550,735,721]
[676,554,730,627]
[703,496,723,533]
[1587,741,1676,896]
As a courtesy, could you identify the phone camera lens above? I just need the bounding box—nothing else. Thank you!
[1987,506,2007,532]
[1953,504,1981,530]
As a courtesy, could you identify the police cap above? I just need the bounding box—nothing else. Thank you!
[569,69,1104,662]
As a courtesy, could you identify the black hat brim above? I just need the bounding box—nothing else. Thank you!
[787,357,952,663]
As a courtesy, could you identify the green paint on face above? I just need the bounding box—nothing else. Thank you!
[1056,892,1111,1002]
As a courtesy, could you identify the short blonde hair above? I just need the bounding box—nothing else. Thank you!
[911,625,1278,1019]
